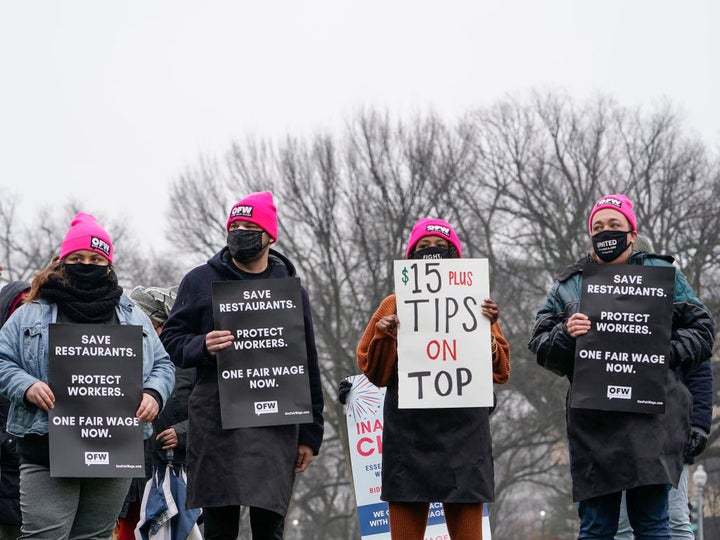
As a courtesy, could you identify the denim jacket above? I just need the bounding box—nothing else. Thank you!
[0,296,175,439]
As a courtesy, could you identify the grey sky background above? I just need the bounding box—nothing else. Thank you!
[1,0,717,253]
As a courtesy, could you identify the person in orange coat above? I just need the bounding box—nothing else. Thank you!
[357,218,510,540]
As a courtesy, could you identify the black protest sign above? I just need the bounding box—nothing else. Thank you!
[570,264,675,413]
[212,278,312,429]
[48,324,144,477]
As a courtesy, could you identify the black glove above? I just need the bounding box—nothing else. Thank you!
[338,379,353,405]
[685,426,709,459]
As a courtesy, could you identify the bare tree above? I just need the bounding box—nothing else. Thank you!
[458,93,720,536]
[167,95,720,539]
[0,196,178,292]
[0,196,69,282]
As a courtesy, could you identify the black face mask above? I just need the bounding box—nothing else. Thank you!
[592,230,631,262]
[63,263,110,290]
[227,229,269,263]
[409,246,451,260]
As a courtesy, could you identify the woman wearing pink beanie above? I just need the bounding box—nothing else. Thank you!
[357,217,511,540]
[0,212,175,539]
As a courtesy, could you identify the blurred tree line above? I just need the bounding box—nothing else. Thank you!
[2,92,718,539]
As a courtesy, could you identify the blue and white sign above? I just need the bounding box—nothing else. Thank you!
[345,374,492,539]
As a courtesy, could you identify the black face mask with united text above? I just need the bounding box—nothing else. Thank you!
[592,230,631,262]
[227,229,269,264]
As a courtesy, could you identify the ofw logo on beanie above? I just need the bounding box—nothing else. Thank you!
[426,224,451,237]
[230,205,254,219]
[595,197,623,209]
[90,236,112,257]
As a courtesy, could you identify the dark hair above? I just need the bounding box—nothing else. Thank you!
[24,257,64,303]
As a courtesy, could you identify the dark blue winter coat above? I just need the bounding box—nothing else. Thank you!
[160,247,324,515]
[677,358,713,463]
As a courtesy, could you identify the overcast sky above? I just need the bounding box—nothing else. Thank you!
[1,0,717,254]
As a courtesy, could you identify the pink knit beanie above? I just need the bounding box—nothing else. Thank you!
[226,191,278,241]
[59,212,114,263]
[588,194,637,233]
[405,218,462,258]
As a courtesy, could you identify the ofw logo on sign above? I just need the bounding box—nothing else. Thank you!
[84,451,109,465]
[255,400,278,415]
[607,385,632,400]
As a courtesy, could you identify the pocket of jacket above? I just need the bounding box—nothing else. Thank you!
[21,324,44,374]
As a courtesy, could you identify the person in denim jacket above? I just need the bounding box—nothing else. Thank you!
[0,213,175,539]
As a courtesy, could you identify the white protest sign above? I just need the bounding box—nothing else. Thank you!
[393,258,493,408]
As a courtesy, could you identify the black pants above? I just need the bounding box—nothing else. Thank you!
[203,505,285,540]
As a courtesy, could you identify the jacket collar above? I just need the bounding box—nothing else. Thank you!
[554,250,676,283]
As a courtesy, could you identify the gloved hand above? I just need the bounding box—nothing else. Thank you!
[338,379,352,405]
[685,426,709,459]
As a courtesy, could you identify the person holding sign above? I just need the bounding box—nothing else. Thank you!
[529,194,715,539]
[0,212,175,539]
[160,191,324,540]
[357,218,510,540]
